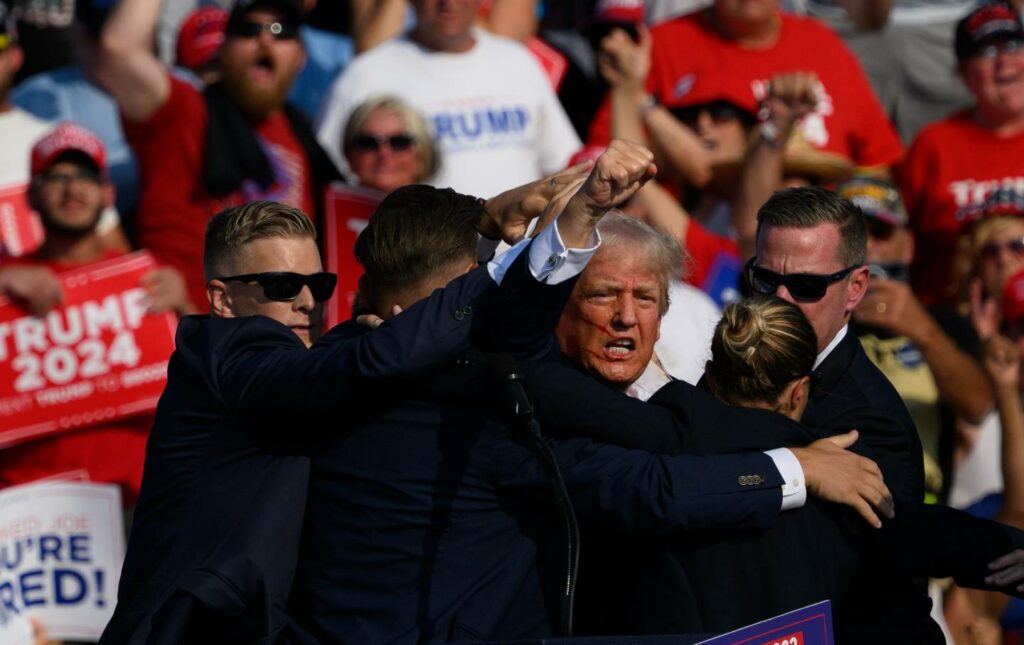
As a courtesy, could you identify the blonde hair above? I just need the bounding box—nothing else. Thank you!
[707,296,817,407]
[203,200,316,278]
[952,215,1024,307]
[342,95,440,182]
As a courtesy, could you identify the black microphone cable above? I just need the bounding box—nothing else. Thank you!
[488,353,581,637]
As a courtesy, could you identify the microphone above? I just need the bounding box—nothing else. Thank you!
[487,352,580,637]
[488,353,536,427]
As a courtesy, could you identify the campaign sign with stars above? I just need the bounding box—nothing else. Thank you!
[0,482,124,642]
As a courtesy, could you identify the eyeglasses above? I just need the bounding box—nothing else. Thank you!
[227,20,299,40]
[672,101,747,127]
[976,39,1024,60]
[214,271,337,302]
[746,257,862,302]
[40,169,102,187]
[865,217,899,241]
[350,134,416,153]
[868,262,910,283]
[980,237,1024,261]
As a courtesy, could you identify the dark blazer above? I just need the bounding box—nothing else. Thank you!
[99,262,513,645]
[802,331,930,643]
[523,352,1024,640]
[287,273,791,644]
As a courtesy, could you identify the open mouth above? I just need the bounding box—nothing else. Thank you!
[604,338,636,359]
[251,55,276,83]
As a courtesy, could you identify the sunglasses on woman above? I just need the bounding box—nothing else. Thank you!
[350,134,416,152]
[214,271,338,302]
[746,258,861,302]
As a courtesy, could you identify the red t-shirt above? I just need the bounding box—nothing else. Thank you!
[123,76,316,312]
[0,251,150,505]
[684,220,741,291]
[899,111,1024,305]
[588,12,903,169]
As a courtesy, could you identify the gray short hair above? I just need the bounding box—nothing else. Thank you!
[596,212,685,316]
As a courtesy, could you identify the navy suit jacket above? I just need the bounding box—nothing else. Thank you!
[99,262,516,645]
[523,351,1024,639]
[288,261,789,644]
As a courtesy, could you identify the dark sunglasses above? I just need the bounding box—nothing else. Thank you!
[214,271,337,302]
[671,101,750,127]
[228,20,299,40]
[746,257,861,302]
[350,133,416,152]
[981,237,1024,261]
[868,262,910,283]
[865,217,899,241]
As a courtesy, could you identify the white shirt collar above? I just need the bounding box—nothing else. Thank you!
[814,324,848,370]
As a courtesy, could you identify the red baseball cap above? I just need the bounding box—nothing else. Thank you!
[31,123,107,176]
[1003,268,1024,325]
[593,0,645,25]
[176,7,228,72]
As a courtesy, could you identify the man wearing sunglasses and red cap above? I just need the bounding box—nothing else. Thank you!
[100,0,341,314]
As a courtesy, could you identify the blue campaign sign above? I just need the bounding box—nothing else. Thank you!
[696,600,833,645]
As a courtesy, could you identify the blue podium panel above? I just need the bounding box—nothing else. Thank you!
[697,601,833,645]
[488,600,833,645]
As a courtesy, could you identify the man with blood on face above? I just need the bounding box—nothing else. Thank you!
[100,0,341,313]
[557,213,677,390]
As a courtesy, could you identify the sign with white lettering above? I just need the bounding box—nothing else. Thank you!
[697,601,832,645]
[0,182,44,260]
[0,482,124,642]
[0,251,177,447]
[322,183,381,330]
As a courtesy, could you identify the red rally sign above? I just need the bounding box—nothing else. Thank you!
[322,183,382,330]
[0,251,177,447]
[0,182,45,260]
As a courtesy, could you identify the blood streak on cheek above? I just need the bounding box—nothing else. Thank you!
[584,349,605,360]
[582,319,613,338]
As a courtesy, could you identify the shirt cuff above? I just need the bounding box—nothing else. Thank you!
[765,447,807,511]
[527,220,601,285]
[486,223,601,285]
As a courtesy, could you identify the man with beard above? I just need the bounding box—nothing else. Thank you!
[100,0,340,311]
[0,122,192,504]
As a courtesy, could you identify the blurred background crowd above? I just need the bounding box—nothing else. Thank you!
[3,0,1024,642]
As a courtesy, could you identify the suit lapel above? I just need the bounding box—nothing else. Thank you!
[810,332,859,401]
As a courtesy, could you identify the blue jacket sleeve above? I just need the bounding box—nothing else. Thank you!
[494,436,784,534]
[214,262,495,415]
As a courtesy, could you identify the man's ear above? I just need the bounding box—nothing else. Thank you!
[845,265,871,313]
[208,279,234,317]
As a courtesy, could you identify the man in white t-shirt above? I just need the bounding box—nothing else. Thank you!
[316,0,581,197]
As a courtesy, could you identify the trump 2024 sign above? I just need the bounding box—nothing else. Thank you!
[0,251,177,447]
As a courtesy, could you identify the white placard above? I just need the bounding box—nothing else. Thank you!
[0,481,124,641]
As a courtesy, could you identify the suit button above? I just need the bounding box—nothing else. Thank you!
[454,310,465,320]
[462,305,473,316]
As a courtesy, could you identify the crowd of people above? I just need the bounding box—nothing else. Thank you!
[2,0,1024,643]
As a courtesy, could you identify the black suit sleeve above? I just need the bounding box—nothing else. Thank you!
[495,436,786,533]
[216,262,496,416]
[873,502,1024,593]
[523,360,816,455]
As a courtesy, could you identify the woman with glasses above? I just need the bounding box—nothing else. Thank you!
[342,95,440,195]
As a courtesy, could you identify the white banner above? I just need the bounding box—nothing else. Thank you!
[0,482,124,641]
